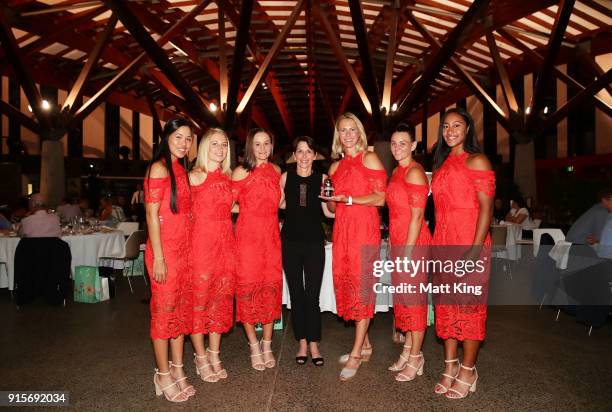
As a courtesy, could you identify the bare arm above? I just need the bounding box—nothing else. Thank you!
[467,154,494,246]
[145,162,168,283]
[279,171,287,209]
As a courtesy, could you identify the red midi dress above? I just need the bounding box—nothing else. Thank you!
[431,152,495,341]
[145,160,193,339]
[331,152,387,321]
[233,163,282,324]
[190,169,236,334]
[386,161,432,332]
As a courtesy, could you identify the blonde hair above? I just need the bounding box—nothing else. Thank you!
[195,127,231,174]
[331,112,368,158]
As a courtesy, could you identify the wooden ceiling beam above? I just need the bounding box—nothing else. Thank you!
[486,30,518,114]
[62,14,118,115]
[0,99,40,134]
[0,8,49,130]
[313,1,372,115]
[218,6,228,111]
[393,0,491,125]
[104,0,219,126]
[526,0,575,131]
[348,0,382,130]
[382,0,399,114]
[224,0,253,130]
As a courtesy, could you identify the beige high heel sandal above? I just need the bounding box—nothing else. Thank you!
[445,364,478,399]
[339,355,362,381]
[339,346,372,364]
[193,354,220,383]
[153,369,189,403]
[388,344,412,371]
[395,352,424,382]
[260,340,276,368]
[434,358,459,394]
[169,362,196,396]
[249,342,266,371]
[207,348,227,379]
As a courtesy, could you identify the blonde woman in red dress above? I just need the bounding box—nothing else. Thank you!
[189,128,235,382]
[232,128,282,371]
[321,113,386,381]
[431,108,495,399]
[386,123,432,382]
[145,118,195,403]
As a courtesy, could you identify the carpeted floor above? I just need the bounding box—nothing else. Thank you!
[1,279,611,412]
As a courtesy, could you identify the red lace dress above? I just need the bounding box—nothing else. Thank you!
[331,152,387,321]
[386,161,432,332]
[190,169,236,334]
[144,161,193,340]
[431,151,495,341]
[233,163,282,324]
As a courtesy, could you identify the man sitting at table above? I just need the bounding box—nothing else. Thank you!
[566,188,612,245]
[18,193,61,238]
[57,196,82,222]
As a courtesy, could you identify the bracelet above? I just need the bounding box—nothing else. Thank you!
[346,195,353,206]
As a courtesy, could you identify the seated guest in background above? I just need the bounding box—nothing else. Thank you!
[493,197,507,223]
[594,215,612,259]
[79,197,93,218]
[0,206,11,230]
[18,193,61,238]
[99,197,119,227]
[566,189,612,245]
[504,198,531,230]
[116,194,131,221]
[57,196,82,222]
[131,183,145,222]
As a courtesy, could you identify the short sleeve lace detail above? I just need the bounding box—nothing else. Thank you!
[404,182,429,208]
[468,169,495,197]
[144,177,169,204]
[366,168,387,193]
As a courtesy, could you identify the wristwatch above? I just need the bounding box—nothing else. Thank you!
[346,195,353,206]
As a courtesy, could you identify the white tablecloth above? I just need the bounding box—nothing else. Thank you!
[0,231,125,290]
[282,242,394,314]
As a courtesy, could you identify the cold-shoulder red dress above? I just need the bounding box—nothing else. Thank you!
[190,169,236,334]
[387,161,432,332]
[144,160,193,339]
[431,151,495,341]
[233,163,282,324]
[331,152,387,321]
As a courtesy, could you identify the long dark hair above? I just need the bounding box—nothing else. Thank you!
[432,107,482,171]
[242,128,274,172]
[148,117,192,213]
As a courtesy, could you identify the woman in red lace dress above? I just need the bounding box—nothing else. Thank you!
[321,113,386,381]
[431,108,495,399]
[232,128,282,371]
[145,118,194,403]
[189,128,235,382]
[386,123,432,382]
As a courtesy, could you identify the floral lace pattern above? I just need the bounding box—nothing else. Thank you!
[331,152,387,321]
[386,161,432,332]
[190,170,236,334]
[431,152,495,341]
[144,161,192,339]
[233,163,282,324]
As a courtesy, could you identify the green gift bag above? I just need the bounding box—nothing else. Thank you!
[255,314,283,332]
[126,251,145,278]
[74,266,99,303]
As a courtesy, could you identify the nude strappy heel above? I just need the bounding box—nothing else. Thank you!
[388,344,412,371]
[260,340,276,368]
[395,352,424,382]
[193,354,219,383]
[249,342,266,371]
[153,369,189,402]
[445,364,478,399]
[434,358,459,394]
[339,355,362,381]
[169,362,196,396]
[206,348,227,379]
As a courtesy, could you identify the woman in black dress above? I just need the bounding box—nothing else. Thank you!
[280,136,334,366]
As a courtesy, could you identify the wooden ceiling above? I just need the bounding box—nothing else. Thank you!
[0,0,610,145]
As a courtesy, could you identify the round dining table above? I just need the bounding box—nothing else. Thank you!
[0,230,125,290]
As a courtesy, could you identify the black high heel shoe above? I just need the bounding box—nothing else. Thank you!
[295,356,308,365]
[311,357,324,367]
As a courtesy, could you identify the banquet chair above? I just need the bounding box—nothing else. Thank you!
[117,222,139,237]
[533,228,565,257]
[532,219,542,229]
[99,230,147,293]
[491,225,512,278]
[14,237,71,306]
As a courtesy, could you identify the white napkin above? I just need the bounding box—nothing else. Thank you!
[548,240,572,269]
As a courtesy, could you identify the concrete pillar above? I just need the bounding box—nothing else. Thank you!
[40,140,65,207]
[513,140,536,203]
